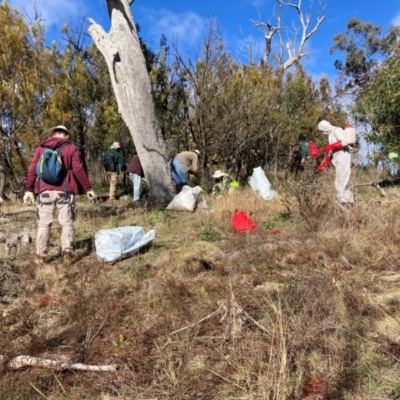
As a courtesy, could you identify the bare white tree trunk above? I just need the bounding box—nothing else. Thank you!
[88,0,175,201]
[254,0,326,71]
[278,0,326,71]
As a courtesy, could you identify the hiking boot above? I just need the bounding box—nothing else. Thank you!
[33,255,46,266]
[62,251,79,266]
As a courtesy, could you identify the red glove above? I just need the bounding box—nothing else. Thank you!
[323,141,343,152]
[317,155,332,172]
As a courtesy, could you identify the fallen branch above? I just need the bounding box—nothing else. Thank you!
[340,256,356,269]
[169,306,225,336]
[168,300,271,338]
[233,300,271,335]
[0,355,118,372]
[1,206,36,215]
[354,182,387,197]
[1,205,121,219]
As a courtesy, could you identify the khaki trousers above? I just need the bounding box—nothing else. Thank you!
[36,190,76,257]
[107,171,118,200]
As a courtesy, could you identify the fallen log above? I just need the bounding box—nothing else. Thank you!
[354,182,387,197]
[1,206,36,215]
[0,355,118,372]
[1,203,134,219]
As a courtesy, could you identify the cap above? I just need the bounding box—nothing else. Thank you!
[110,142,121,149]
[212,170,224,178]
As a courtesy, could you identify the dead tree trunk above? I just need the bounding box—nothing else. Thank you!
[88,0,175,201]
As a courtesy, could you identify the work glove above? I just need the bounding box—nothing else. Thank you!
[317,155,332,172]
[323,141,343,153]
[23,191,35,205]
[86,190,97,201]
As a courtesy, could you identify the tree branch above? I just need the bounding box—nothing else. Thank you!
[0,355,118,371]
[252,21,281,65]
[276,0,326,71]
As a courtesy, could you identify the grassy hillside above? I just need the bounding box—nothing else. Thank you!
[1,169,400,399]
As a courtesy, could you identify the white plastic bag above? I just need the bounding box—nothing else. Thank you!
[248,167,276,201]
[95,226,156,262]
[166,185,203,211]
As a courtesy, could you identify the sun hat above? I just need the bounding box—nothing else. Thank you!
[298,133,307,141]
[49,125,71,137]
[317,120,334,132]
[110,142,121,149]
[194,149,200,155]
[213,170,225,178]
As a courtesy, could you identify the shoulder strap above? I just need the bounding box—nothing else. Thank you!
[58,142,71,151]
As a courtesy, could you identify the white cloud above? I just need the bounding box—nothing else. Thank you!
[391,12,400,26]
[137,7,208,50]
[7,0,94,27]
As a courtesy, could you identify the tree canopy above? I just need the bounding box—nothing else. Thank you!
[3,0,400,197]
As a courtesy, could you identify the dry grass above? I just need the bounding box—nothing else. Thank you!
[1,170,400,399]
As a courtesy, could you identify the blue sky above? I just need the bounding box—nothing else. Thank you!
[7,0,400,83]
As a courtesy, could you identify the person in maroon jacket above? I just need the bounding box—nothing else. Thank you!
[126,153,144,202]
[23,125,96,266]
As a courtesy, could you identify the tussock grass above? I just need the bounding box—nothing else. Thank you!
[1,171,400,399]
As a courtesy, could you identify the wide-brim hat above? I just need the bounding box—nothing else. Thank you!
[111,142,121,149]
[213,170,224,178]
[49,125,72,137]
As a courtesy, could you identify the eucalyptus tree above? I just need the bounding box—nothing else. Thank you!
[169,20,238,177]
[360,47,400,155]
[42,26,123,174]
[0,0,49,200]
[330,18,400,97]
[330,19,400,157]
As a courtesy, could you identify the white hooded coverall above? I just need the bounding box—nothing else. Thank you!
[319,121,354,204]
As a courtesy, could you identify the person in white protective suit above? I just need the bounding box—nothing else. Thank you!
[317,120,355,206]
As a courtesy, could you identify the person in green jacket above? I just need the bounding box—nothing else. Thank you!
[298,133,316,184]
[102,142,126,201]
[212,170,239,195]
